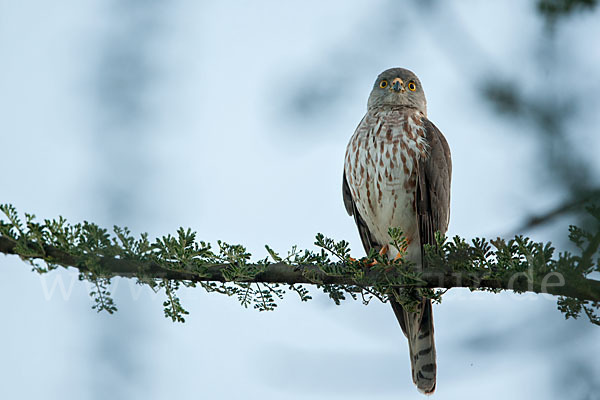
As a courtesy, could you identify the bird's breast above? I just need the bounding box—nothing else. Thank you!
[344,108,428,248]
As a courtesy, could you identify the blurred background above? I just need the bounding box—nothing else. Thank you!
[1,1,599,398]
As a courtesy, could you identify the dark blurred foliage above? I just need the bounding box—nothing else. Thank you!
[91,0,165,223]
[554,359,600,400]
[281,0,407,127]
[288,70,349,120]
[538,0,598,28]
[482,74,598,229]
[484,0,599,234]
[87,1,166,399]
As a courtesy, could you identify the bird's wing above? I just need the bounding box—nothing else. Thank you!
[416,118,452,258]
[342,169,355,217]
[343,170,379,253]
[393,117,450,394]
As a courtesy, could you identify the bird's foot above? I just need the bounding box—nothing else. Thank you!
[349,257,375,267]
[379,245,389,257]
[393,239,411,261]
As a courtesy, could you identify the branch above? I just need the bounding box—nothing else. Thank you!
[0,235,598,301]
[1,204,599,324]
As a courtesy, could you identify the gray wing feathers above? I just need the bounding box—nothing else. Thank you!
[405,118,451,394]
[342,170,355,217]
[417,119,452,255]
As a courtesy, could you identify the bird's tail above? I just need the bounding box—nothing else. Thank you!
[391,296,437,394]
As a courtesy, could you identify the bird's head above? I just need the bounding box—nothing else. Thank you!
[367,67,427,115]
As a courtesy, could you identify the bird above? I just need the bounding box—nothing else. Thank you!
[342,67,451,394]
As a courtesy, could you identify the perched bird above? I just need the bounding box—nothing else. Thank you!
[343,68,451,394]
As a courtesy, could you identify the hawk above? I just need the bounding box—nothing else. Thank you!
[343,68,451,394]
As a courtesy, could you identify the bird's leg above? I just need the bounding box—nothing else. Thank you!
[393,239,411,261]
[367,258,378,266]
[379,244,389,257]
[367,245,389,267]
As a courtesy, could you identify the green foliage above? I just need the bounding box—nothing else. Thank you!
[87,275,117,314]
[537,0,597,27]
[1,204,599,326]
[161,279,189,322]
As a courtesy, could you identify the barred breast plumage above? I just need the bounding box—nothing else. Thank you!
[344,106,428,262]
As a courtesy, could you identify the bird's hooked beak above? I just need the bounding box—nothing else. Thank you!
[391,77,404,93]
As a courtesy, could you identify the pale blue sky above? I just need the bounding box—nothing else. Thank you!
[1,1,599,399]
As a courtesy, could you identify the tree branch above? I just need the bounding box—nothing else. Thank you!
[1,236,598,302]
[1,204,599,324]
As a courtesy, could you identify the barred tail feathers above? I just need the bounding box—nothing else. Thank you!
[391,298,437,394]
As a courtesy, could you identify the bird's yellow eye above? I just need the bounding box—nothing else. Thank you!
[379,80,388,89]
[408,81,416,91]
